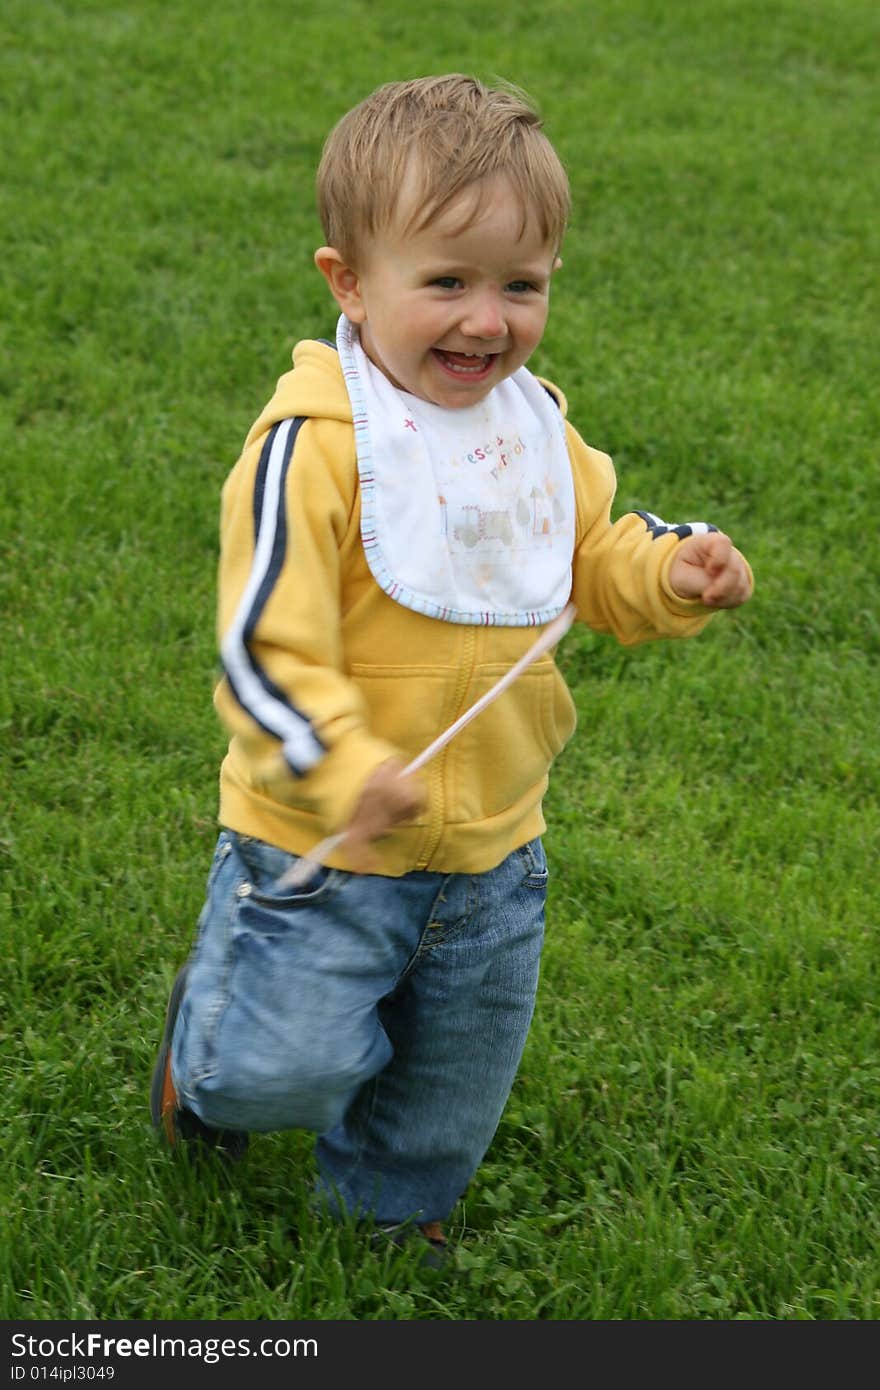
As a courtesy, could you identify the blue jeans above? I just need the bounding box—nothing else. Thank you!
[171,829,547,1225]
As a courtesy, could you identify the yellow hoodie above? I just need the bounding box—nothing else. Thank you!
[214,339,723,876]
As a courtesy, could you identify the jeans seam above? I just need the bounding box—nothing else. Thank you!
[393,875,457,977]
[326,1073,382,1200]
[332,874,466,1189]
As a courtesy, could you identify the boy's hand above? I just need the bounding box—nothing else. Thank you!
[669,531,753,609]
[343,759,426,873]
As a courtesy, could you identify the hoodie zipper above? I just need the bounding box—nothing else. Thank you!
[415,624,476,870]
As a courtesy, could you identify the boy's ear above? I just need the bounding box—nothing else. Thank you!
[314,247,367,323]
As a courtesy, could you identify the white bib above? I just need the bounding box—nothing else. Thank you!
[336,315,575,626]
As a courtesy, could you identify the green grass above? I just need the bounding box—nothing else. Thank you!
[2,0,878,1320]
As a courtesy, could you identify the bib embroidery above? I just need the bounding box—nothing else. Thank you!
[336,315,575,626]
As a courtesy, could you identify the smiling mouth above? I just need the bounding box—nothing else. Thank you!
[432,349,497,378]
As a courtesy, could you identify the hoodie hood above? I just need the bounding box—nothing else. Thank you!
[242,337,351,451]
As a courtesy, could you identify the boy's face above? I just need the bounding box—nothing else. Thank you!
[317,176,559,409]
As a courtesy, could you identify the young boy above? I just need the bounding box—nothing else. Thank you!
[151,74,752,1263]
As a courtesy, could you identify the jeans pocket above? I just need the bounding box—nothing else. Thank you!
[516,837,549,890]
[231,832,344,910]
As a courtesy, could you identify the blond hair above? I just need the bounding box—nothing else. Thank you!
[316,74,570,266]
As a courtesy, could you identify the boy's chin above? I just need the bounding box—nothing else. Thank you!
[418,382,496,410]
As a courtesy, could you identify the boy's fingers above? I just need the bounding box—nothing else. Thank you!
[344,842,382,874]
[704,566,749,607]
[704,532,731,572]
[398,778,427,820]
[341,820,385,872]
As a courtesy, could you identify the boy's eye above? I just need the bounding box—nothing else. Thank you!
[431,276,462,290]
[506,280,535,294]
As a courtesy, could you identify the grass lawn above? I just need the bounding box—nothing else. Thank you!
[1,0,878,1320]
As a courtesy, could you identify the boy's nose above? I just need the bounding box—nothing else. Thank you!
[461,290,507,342]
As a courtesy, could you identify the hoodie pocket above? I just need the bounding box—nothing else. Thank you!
[450,660,576,821]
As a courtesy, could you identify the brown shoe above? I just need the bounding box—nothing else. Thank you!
[150,964,248,1162]
[375,1219,451,1270]
[419,1221,447,1251]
